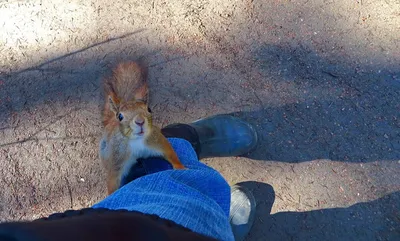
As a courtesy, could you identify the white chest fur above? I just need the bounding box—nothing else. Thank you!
[121,138,163,177]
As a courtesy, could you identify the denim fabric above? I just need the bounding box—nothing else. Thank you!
[92,138,234,241]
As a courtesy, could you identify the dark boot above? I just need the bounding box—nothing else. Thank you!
[162,114,258,159]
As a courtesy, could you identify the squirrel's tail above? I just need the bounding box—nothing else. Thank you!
[105,61,148,104]
[103,61,149,126]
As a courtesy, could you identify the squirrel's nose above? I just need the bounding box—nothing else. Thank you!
[135,117,145,126]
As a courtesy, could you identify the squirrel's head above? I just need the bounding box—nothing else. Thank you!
[109,96,152,139]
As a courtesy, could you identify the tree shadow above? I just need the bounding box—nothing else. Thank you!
[240,181,400,241]
[8,29,145,76]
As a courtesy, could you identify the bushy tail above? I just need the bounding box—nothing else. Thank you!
[105,61,148,103]
[102,61,149,126]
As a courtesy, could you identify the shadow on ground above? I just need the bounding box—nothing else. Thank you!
[234,44,400,163]
[0,30,184,129]
[241,181,400,241]
[234,99,400,163]
[2,41,399,163]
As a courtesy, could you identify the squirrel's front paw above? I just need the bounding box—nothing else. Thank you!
[172,164,186,170]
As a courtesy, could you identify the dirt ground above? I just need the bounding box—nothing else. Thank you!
[1,0,399,240]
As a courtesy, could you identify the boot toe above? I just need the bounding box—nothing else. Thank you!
[191,115,258,159]
[230,184,257,241]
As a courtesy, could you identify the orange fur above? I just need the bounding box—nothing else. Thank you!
[102,62,148,127]
[99,61,185,195]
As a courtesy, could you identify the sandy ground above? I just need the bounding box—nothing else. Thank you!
[1,0,399,240]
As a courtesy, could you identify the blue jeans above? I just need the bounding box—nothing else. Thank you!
[92,138,235,241]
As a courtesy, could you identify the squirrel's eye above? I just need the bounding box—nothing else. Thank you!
[117,113,124,121]
[147,107,152,113]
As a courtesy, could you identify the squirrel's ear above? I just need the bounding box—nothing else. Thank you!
[108,95,119,113]
[133,83,149,103]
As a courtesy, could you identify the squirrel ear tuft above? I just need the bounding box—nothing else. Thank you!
[108,95,119,113]
[133,83,149,104]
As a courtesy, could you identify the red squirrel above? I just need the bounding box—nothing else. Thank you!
[99,61,185,194]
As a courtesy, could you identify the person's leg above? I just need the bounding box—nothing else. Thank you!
[123,114,258,185]
[0,115,257,241]
[116,114,258,240]
[161,123,201,156]
[94,138,234,241]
